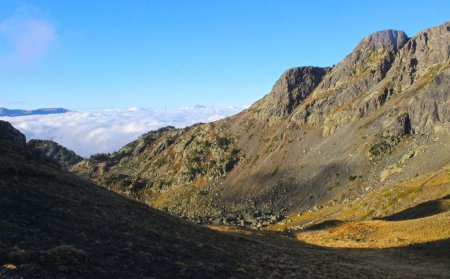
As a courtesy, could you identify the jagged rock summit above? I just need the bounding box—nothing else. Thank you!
[362,30,408,49]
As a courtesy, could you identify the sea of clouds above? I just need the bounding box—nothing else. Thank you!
[0,106,245,157]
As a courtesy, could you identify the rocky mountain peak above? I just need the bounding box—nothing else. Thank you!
[320,29,409,89]
[390,21,450,92]
[293,31,410,136]
[257,66,329,121]
[358,30,408,51]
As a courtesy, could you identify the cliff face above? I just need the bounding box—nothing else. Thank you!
[71,21,450,220]
[255,66,330,122]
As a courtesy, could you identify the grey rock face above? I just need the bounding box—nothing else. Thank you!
[384,21,450,134]
[362,30,409,50]
[292,23,450,137]
[290,30,410,135]
[390,21,450,91]
[406,70,450,134]
[318,30,408,96]
[261,67,329,120]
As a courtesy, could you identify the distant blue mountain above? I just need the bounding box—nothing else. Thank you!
[0,107,70,117]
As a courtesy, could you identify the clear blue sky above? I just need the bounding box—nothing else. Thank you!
[1,1,449,109]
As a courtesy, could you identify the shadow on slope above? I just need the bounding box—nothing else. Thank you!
[376,194,450,221]
[223,161,345,213]
[302,220,344,231]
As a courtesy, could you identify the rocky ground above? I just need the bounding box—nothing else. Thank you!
[190,209,285,229]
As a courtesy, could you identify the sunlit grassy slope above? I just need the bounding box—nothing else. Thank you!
[268,165,450,248]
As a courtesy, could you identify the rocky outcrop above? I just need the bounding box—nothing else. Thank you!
[27,139,83,169]
[257,66,329,122]
[386,21,450,134]
[319,30,408,93]
[297,30,409,135]
[72,123,241,216]
[389,21,450,92]
[406,70,450,134]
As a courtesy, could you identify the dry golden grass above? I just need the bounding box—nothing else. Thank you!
[152,191,167,207]
[192,176,206,187]
[207,225,254,236]
[3,263,17,270]
[268,165,450,249]
[296,212,450,248]
[268,205,343,231]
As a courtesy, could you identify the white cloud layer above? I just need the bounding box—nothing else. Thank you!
[0,106,244,157]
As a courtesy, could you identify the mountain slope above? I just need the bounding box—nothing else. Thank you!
[27,139,83,169]
[72,22,450,223]
[4,120,449,278]
[268,164,450,249]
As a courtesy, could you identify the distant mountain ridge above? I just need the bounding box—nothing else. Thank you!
[0,107,69,117]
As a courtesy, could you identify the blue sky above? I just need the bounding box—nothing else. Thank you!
[1,1,449,109]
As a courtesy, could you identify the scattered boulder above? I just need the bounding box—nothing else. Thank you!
[190,210,285,229]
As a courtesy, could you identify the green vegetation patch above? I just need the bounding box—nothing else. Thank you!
[366,136,401,160]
